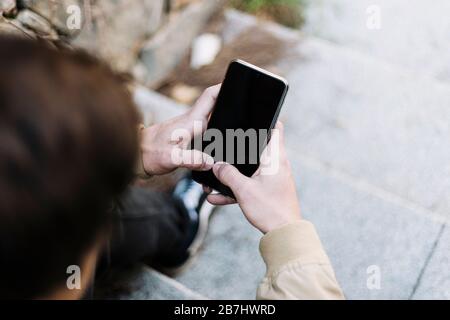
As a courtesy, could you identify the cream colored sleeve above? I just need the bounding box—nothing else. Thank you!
[257,220,345,300]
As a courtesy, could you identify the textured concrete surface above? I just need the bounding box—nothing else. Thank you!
[287,4,450,298]
[95,265,205,300]
[280,37,450,220]
[304,0,450,83]
[133,84,187,125]
[175,204,265,300]
[411,226,450,299]
[290,153,443,299]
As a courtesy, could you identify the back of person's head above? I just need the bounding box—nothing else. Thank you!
[0,36,140,299]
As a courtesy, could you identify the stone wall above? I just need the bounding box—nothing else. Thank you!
[0,0,224,87]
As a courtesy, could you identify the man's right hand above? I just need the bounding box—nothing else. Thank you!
[205,122,302,234]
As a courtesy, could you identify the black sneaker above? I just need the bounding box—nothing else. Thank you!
[160,174,215,275]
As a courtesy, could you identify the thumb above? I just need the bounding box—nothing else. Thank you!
[212,162,250,193]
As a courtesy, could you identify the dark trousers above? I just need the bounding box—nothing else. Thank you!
[98,187,189,272]
[83,187,189,299]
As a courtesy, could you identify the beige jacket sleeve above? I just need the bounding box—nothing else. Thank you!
[256,220,345,300]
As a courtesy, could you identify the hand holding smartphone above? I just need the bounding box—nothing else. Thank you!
[192,60,289,198]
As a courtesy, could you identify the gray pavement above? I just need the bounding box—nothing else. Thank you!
[303,0,450,83]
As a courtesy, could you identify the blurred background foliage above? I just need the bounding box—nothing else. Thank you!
[231,0,305,28]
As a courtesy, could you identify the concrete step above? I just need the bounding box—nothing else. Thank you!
[132,84,188,125]
[175,204,265,299]
[290,152,443,299]
[411,225,450,299]
[280,35,450,222]
[95,264,206,300]
[303,0,450,84]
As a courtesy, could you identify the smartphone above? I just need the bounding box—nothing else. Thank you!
[192,59,289,198]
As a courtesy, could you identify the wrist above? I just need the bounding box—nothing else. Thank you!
[263,216,302,234]
[262,205,302,233]
[137,125,153,179]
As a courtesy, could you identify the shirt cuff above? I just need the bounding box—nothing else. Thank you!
[259,220,331,275]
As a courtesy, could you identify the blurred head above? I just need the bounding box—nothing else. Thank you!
[0,36,140,299]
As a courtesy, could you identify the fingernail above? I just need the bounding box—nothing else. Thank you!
[213,162,225,175]
[202,155,215,171]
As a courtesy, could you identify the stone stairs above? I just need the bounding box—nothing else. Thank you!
[100,8,450,299]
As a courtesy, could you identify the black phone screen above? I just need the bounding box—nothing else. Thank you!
[191,60,288,197]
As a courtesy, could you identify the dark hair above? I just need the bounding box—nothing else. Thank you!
[0,36,140,298]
